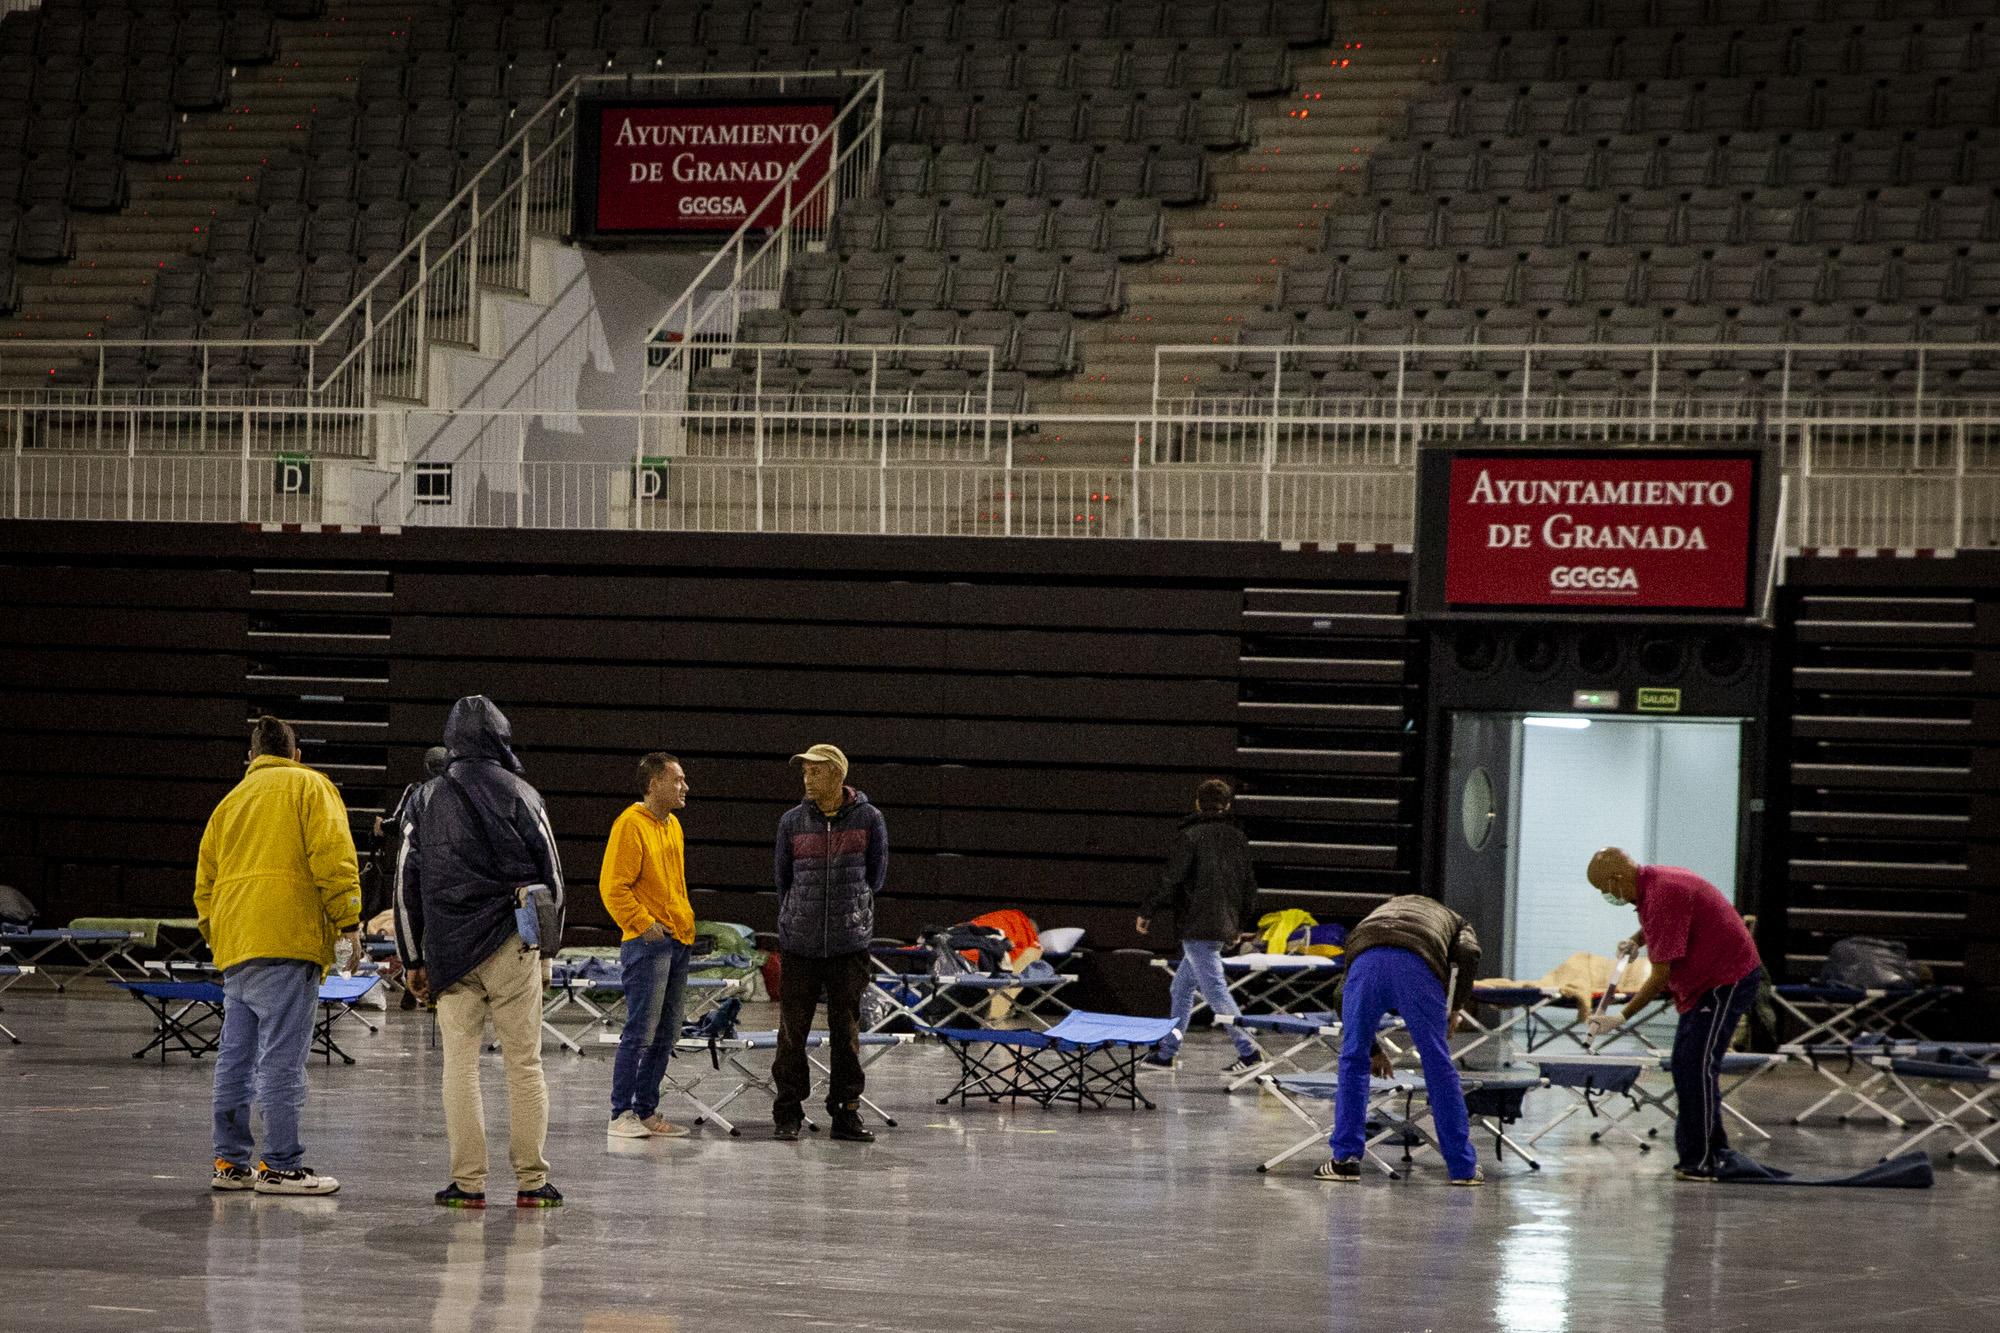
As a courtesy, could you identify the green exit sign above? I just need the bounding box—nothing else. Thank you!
[1637,687,1683,714]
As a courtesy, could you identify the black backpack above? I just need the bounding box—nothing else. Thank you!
[1817,936,1923,990]
[0,885,35,928]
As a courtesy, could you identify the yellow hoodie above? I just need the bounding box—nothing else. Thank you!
[194,754,363,973]
[598,803,695,945]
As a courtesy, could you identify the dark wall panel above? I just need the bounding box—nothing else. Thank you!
[0,523,1409,955]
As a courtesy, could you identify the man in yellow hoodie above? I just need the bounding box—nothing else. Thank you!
[195,716,363,1196]
[601,752,697,1139]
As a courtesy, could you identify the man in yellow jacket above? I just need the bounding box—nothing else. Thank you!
[601,751,698,1139]
[195,716,363,1196]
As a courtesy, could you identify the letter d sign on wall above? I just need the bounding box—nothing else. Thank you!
[636,457,670,501]
[273,454,312,496]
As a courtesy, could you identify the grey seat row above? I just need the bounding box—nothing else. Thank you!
[884,90,1253,151]
[1406,73,2000,138]
[1366,129,2000,194]
[428,0,1333,52]
[779,250,1127,318]
[1482,0,2000,33]
[1444,20,1996,83]
[727,306,1081,376]
[835,197,1167,262]
[882,142,1209,205]
[1275,243,2000,310]
[1323,187,2000,250]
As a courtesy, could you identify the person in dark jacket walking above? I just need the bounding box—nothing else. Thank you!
[770,743,888,1143]
[396,697,566,1209]
[1135,779,1261,1072]
[1316,895,1484,1186]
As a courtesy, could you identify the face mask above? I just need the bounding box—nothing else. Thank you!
[1601,891,1626,907]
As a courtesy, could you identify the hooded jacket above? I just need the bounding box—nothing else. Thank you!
[774,786,887,958]
[1141,811,1258,944]
[194,754,362,974]
[1344,894,1482,1011]
[395,697,564,996]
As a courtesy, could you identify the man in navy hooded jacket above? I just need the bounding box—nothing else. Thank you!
[771,743,888,1142]
[396,697,566,1208]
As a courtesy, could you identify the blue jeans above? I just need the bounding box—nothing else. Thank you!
[212,959,320,1171]
[610,934,690,1118]
[1330,947,1478,1179]
[1671,966,1762,1173]
[1158,940,1259,1061]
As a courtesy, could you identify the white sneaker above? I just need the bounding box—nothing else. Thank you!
[253,1164,340,1195]
[607,1111,652,1138]
[640,1115,690,1138]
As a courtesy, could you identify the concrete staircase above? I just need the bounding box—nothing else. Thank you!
[1029,0,1476,465]
[0,0,423,388]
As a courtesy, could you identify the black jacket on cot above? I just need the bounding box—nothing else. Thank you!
[394,697,565,997]
[1141,811,1258,944]
[1342,894,1481,1012]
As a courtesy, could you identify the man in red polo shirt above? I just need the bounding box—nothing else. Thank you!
[1586,847,1763,1182]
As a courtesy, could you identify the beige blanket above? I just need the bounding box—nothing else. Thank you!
[1484,951,1653,1019]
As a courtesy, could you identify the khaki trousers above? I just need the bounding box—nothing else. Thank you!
[435,935,550,1194]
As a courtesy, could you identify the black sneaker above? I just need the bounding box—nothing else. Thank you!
[434,1183,486,1209]
[211,1159,254,1191]
[1223,1056,1263,1075]
[253,1163,340,1196]
[1313,1159,1362,1183]
[829,1114,875,1143]
[1140,1054,1177,1072]
[1673,1166,1717,1184]
[773,1122,802,1142]
[516,1184,563,1209]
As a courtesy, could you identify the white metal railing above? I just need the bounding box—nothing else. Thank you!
[639,72,886,410]
[0,70,875,433]
[8,404,2000,550]
[642,340,994,460]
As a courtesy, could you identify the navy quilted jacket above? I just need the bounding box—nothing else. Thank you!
[774,787,887,958]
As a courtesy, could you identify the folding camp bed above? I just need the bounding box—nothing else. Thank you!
[0,927,149,992]
[115,974,384,1064]
[1216,1012,1339,1090]
[1787,1040,2000,1128]
[1527,1052,1788,1151]
[662,1030,913,1136]
[1214,1011,1412,1092]
[1870,1055,2000,1168]
[899,970,1079,1030]
[67,916,209,966]
[1457,985,1566,1064]
[1254,1068,1545,1176]
[1773,983,1959,1048]
[1151,953,1343,1019]
[923,1011,1181,1112]
[540,961,744,1054]
[0,966,33,1042]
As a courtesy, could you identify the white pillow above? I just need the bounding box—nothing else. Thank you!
[1039,927,1085,955]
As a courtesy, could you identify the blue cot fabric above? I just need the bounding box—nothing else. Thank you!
[611,934,690,1118]
[1330,946,1477,1179]
[1043,1011,1180,1050]
[212,960,320,1171]
[1159,940,1257,1061]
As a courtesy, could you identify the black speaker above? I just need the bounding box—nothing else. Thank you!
[1428,623,1767,714]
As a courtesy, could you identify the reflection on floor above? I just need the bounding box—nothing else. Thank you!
[1,988,1994,1333]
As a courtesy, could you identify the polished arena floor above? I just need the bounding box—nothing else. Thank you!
[2,986,1993,1333]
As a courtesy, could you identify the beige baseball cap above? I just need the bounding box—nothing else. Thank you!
[790,743,849,777]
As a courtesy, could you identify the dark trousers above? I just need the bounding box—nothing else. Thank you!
[772,949,870,1125]
[1670,966,1762,1173]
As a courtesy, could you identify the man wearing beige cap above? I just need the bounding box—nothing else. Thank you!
[771,743,889,1142]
